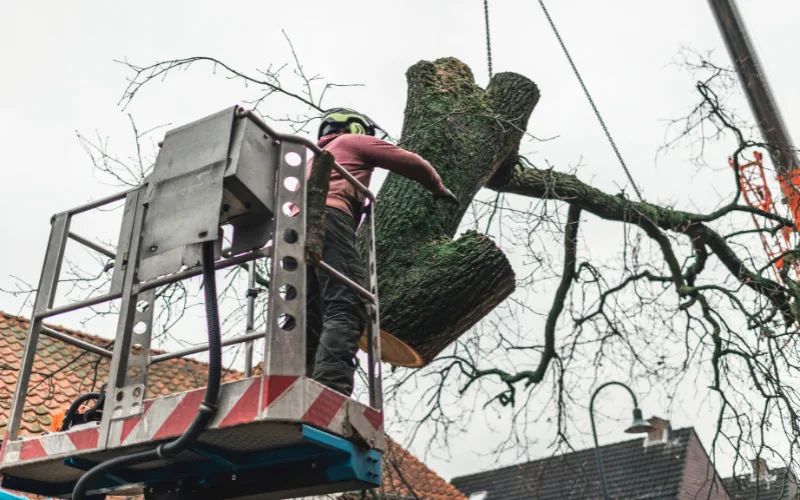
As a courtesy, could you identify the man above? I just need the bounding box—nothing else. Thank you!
[305,107,457,396]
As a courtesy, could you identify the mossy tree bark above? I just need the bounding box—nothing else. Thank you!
[360,58,540,366]
[305,151,333,263]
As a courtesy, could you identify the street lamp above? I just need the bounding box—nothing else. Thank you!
[590,381,654,500]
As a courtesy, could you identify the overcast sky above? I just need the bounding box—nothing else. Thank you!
[2,0,799,484]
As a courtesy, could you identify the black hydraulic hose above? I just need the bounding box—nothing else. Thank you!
[72,241,222,500]
[157,241,222,456]
[61,392,99,431]
[81,387,105,422]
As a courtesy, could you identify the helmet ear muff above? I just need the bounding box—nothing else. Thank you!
[349,121,368,135]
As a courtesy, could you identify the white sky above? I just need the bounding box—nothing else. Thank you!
[2,0,799,486]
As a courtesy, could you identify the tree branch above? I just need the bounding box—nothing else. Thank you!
[454,203,582,404]
[488,163,794,321]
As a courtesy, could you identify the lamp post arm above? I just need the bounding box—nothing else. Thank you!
[589,381,639,500]
[590,381,638,410]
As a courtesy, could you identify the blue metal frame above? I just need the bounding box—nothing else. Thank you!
[1,425,381,499]
[0,488,31,500]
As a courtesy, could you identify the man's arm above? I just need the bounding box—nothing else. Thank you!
[349,135,452,197]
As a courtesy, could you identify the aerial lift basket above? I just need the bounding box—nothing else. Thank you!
[0,106,384,499]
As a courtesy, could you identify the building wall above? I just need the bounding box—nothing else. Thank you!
[679,433,731,500]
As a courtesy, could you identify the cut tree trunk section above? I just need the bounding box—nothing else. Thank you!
[357,57,540,366]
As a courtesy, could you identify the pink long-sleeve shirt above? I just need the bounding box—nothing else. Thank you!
[306,133,446,220]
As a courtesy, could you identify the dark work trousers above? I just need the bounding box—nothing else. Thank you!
[306,207,367,396]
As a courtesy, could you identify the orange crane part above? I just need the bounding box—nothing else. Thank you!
[732,151,799,283]
[777,168,800,227]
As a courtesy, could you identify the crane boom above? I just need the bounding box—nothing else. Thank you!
[707,0,799,176]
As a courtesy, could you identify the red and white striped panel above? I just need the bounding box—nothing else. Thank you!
[347,400,385,451]
[259,375,302,420]
[260,376,348,430]
[108,377,261,448]
[301,379,349,432]
[1,426,100,465]
[260,377,384,449]
[1,376,385,467]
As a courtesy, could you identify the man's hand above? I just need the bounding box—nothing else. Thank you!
[434,186,460,206]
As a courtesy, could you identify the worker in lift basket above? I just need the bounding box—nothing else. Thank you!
[303,108,458,396]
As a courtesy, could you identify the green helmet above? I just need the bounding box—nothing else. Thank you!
[318,108,379,139]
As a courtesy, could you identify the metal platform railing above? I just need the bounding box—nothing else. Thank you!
[1,107,384,500]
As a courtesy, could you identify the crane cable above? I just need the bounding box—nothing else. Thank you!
[484,0,493,79]
[483,0,505,237]
[536,0,645,203]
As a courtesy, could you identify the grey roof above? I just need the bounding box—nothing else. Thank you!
[723,468,798,500]
[450,427,695,500]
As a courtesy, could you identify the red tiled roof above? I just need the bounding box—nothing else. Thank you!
[381,438,467,500]
[0,311,465,500]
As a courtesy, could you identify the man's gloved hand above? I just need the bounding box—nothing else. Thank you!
[434,187,460,206]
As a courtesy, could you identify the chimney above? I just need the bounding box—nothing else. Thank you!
[644,417,671,447]
[751,458,769,480]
